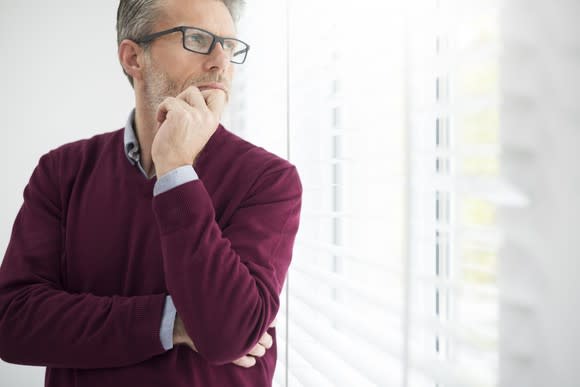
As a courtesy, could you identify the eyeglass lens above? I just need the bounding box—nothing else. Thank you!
[183,28,247,63]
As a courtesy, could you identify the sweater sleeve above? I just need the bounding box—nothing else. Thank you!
[152,163,302,365]
[0,151,167,369]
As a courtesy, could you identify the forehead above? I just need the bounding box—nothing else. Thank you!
[157,0,236,36]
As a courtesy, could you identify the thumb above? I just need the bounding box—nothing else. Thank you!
[202,89,228,117]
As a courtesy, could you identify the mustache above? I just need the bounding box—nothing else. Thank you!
[187,75,230,89]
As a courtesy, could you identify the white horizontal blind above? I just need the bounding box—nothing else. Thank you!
[406,0,502,386]
[232,0,503,386]
[282,0,408,386]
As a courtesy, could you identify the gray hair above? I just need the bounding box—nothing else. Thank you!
[117,0,245,87]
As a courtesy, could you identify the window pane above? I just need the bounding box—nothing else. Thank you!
[287,0,407,385]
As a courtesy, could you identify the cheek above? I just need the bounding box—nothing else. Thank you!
[163,49,200,76]
[225,66,234,84]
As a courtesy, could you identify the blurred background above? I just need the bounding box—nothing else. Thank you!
[1,0,579,386]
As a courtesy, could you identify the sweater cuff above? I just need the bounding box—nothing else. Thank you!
[153,179,214,235]
[159,296,176,351]
[153,166,199,196]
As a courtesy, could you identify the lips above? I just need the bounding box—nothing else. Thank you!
[197,83,227,92]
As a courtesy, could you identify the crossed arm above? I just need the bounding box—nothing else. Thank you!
[173,312,276,367]
[154,165,280,368]
[0,148,302,368]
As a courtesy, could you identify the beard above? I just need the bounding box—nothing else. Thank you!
[142,55,230,115]
[142,64,180,114]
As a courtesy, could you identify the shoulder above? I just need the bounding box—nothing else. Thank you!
[48,128,122,159]
[223,127,303,203]
[217,125,296,171]
[195,125,302,199]
[43,129,123,174]
[24,129,123,206]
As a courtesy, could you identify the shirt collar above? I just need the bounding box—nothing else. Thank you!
[123,109,140,166]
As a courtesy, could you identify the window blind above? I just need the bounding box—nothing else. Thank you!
[280,1,409,385]
[405,0,502,385]
[230,0,506,386]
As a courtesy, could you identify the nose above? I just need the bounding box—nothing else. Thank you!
[204,40,230,72]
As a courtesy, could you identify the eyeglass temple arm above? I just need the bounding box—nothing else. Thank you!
[135,26,184,44]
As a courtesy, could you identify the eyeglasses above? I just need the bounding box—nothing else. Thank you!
[134,26,250,64]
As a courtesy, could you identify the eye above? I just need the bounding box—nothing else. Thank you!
[188,33,211,47]
[223,40,238,52]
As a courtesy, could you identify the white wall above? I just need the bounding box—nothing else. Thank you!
[0,1,132,385]
[499,0,580,386]
[0,1,134,246]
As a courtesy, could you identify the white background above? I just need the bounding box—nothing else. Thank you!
[0,1,137,385]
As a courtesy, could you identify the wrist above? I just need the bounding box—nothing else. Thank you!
[172,314,185,344]
[173,314,198,351]
[155,161,192,178]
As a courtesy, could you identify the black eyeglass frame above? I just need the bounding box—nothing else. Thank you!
[134,26,250,64]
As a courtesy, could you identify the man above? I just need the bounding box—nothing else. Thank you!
[0,0,302,386]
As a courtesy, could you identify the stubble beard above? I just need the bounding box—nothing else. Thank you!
[142,59,231,116]
[143,63,180,116]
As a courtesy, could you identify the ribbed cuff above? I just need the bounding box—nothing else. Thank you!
[152,179,214,235]
[133,293,168,356]
[153,165,199,196]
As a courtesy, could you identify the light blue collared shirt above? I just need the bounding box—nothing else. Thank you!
[123,109,198,351]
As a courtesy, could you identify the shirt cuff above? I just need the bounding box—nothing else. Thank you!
[153,165,199,196]
[160,295,176,351]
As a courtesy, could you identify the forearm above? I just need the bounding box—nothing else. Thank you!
[156,187,279,363]
[153,168,301,364]
[0,283,167,369]
[0,151,175,369]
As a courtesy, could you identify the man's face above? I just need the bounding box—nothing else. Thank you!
[141,0,236,112]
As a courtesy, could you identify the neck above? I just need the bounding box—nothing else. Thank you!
[134,93,158,178]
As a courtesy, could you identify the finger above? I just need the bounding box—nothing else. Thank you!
[177,86,207,109]
[156,97,190,125]
[269,318,277,328]
[232,355,256,368]
[201,88,227,116]
[248,343,266,357]
[259,332,273,349]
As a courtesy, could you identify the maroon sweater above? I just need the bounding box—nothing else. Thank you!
[0,124,302,387]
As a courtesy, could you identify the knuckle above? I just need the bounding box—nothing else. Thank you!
[184,88,196,100]
[238,357,255,368]
[253,344,266,357]
[261,333,272,344]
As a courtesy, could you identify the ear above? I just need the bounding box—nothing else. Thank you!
[118,40,146,83]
